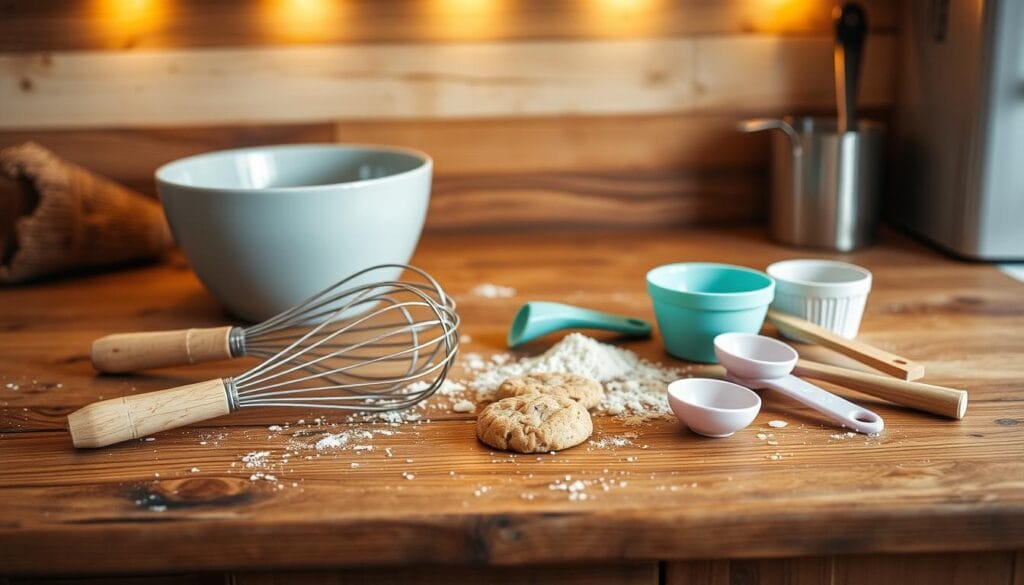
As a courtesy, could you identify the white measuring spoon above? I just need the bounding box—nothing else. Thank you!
[713,333,884,435]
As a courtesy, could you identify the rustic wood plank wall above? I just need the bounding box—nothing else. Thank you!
[0,1,899,230]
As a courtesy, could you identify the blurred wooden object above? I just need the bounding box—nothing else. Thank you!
[0,142,172,283]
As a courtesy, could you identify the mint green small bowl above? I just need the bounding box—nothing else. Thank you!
[647,263,775,363]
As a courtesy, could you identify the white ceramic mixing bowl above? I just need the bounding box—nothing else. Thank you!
[156,144,432,321]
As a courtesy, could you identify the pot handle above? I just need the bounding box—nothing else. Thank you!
[738,118,802,157]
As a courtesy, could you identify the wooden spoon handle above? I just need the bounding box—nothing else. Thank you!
[794,359,967,420]
[91,326,235,373]
[767,309,925,380]
[68,378,233,448]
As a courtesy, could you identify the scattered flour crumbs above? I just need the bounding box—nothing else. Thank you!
[229,334,680,492]
[465,333,681,423]
[469,283,517,299]
[313,428,397,452]
[56,332,848,510]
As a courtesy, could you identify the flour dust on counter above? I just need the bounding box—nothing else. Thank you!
[108,333,884,508]
[137,375,480,496]
[463,333,684,423]
[468,283,518,299]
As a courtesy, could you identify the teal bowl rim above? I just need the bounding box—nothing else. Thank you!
[646,262,775,311]
[155,143,433,195]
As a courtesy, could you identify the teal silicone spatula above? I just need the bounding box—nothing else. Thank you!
[507,301,653,348]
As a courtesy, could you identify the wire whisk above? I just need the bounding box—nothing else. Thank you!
[91,265,456,375]
[70,265,459,448]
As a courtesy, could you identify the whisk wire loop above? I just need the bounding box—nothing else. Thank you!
[229,264,459,412]
[235,285,441,387]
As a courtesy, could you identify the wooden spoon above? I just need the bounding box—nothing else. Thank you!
[795,359,966,420]
[767,309,925,381]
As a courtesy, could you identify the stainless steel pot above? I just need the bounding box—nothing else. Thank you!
[741,116,884,252]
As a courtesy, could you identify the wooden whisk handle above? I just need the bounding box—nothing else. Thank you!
[68,378,233,448]
[91,326,235,373]
[794,359,967,420]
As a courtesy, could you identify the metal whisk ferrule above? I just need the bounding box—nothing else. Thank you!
[223,377,241,411]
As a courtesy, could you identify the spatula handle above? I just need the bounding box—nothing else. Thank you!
[68,378,233,448]
[91,326,235,373]
[795,359,967,419]
[767,309,924,380]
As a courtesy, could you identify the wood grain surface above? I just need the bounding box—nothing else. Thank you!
[0,0,901,236]
[0,115,775,230]
[4,112,905,230]
[668,551,1022,585]
[0,1,899,52]
[0,35,895,130]
[0,110,889,231]
[231,564,659,585]
[1,227,1023,576]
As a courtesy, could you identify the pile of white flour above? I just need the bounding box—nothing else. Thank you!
[464,333,681,422]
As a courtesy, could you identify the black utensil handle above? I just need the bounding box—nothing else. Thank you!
[834,3,868,133]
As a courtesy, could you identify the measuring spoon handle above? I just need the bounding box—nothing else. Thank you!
[760,374,884,435]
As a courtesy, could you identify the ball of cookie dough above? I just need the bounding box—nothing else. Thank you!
[476,394,592,453]
[496,372,604,410]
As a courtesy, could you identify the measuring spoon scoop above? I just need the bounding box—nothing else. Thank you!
[507,301,652,348]
[667,378,761,438]
[714,333,884,435]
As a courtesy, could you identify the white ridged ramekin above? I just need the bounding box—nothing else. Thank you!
[766,259,873,340]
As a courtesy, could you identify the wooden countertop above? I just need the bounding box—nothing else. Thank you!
[2,227,1023,575]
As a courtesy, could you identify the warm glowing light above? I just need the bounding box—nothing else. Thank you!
[581,0,663,38]
[261,0,345,44]
[593,0,654,11]
[91,0,168,48]
[746,0,820,33]
[426,0,507,41]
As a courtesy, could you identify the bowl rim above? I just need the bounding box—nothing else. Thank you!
[646,262,775,311]
[766,259,872,296]
[155,143,433,194]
